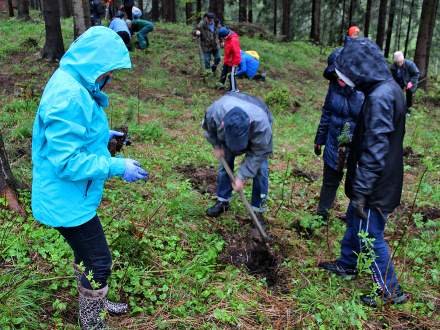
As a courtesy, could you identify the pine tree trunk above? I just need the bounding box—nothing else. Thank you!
[404,0,416,56]
[376,0,388,49]
[186,1,193,24]
[73,0,91,38]
[151,0,159,21]
[8,0,14,17]
[340,0,346,44]
[273,0,277,35]
[395,0,404,50]
[162,0,176,22]
[17,0,31,20]
[239,0,247,22]
[248,0,253,23]
[384,0,396,58]
[0,135,25,216]
[364,0,372,37]
[42,0,65,61]
[281,0,291,40]
[196,0,201,22]
[348,0,356,26]
[58,0,73,18]
[209,0,224,22]
[414,0,439,89]
[310,0,321,43]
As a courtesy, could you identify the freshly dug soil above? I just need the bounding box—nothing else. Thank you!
[176,164,217,195]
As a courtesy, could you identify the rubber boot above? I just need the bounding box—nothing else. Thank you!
[73,264,128,316]
[78,284,108,330]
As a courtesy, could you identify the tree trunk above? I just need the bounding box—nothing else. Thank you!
[186,1,193,24]
[162,0,176,22]
[17,0,31,20]
[209,0,224,22]
[195,0,201,22]
[73,0,91,38]
[395,0,404,50]
[384,0,396,58]
[58,0,73,18]
[42,0,64,61]
[348,0,356,26]
[281,0,291,40]
[404,0,416,56]
[151,0,159,21]
[0,135,25,216]
[248,0,253,23]
[273,0,277,35]
[414,0,439,89]
[376,0,388,49]
[8,0,14,17]
[138,0,144,13]
[364,0,372,37]
[340,0,346,44]
[239,0,247,22]
[310,0,321,43]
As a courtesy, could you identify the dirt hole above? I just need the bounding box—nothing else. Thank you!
[403,146,423,166]
[218,221,288,292]
[175,164,217,194]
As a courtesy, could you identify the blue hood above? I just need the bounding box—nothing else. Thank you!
[60,26,132,93]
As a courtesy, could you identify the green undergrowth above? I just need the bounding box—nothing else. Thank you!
[0,11,439,329]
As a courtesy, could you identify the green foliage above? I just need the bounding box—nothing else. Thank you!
[265,86,296,113]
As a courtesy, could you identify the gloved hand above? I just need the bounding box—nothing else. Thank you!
[314,144,322,156]
[407,82,414,90]
[123,159,149,183]
[351,194,367,220]
[109,130,124,141]
[195,30,201,36]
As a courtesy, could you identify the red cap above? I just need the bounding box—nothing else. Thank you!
[347,26,360,37]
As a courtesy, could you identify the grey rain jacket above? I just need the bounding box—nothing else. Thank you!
[202,92,273,180]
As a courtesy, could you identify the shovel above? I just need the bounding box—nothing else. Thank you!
[220,157,271,243]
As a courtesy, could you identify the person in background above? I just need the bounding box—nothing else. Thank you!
[123,0,134,19]
[390,51,420,113]
[236,50,266,81]
[314,48,364,223]
[32,26,148,329]
[202,92,273,230]
[90,0,105,25]
[129,16,154,50]
[319,38,408,308]
[109,11,132,51]
[193,12,221,75]
[132,5,142,19]
[347,26,360,39]
[218,27,241,92]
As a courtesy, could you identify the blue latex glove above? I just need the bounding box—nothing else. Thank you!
[123,159,149,182]
[109,130,124,141]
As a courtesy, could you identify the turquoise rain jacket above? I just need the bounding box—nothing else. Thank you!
[32,26,131,228]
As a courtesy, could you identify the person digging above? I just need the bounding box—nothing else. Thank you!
[202,92,273,233]
[32,27,148,329]
[318,38,408,307]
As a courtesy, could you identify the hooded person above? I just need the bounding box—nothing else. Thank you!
[314,47,364,224]
[218,27,241,91]
[32,26,149,329]
[318,38,408,307]
[202,92,273,228]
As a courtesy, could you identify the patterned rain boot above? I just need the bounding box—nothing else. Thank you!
[73,264,128,316]
[78,284,108,330]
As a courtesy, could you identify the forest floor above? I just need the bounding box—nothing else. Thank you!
[0,12,439,330]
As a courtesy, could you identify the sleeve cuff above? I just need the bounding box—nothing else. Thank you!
[109,157,126,177]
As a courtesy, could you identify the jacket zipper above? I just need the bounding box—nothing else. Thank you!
[84,180,92,197]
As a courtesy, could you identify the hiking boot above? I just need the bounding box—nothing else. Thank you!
[318,261,358,277]
[206,201,229,217]
[211,64,218,73]
[73,264,128,316]
[361,289,408,308]
[78,284,108,330]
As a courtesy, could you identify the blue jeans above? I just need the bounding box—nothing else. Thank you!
[217,150,269,212]
[338,203,400,296]
[56,215,112,290]
[203,49,221,70]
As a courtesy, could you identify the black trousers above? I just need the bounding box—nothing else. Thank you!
[220,65,238,91]
[406,90,413,110]
[317,163,344,217]
[56,215,112,290]
[117,31,132,51]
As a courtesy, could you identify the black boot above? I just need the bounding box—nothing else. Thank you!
[361,288,408,308]
[206,201,229,217]
[318,260,358,277]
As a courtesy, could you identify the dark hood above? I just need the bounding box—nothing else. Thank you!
[335,38,392,93]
